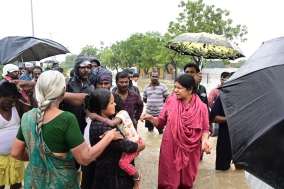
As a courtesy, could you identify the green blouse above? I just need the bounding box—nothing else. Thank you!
[17,111,85,153]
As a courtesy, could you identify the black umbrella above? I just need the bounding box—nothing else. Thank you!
[219,37,284,188]
[0,36,70,65]
[44,59,59,64]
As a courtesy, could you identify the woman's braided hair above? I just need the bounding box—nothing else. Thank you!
[35,70,66,153]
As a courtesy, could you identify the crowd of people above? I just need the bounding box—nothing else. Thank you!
[0,55,237,189]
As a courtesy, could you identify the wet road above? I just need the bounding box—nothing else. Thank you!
[135,121,250,189]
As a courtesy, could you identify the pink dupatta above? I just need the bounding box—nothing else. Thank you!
[165,93,208,171]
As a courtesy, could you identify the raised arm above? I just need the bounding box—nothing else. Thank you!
[17,90,38,117]
[63,92,87,107]
[71,129,123,165]
[140,113,159,126]
[85,109,122,127]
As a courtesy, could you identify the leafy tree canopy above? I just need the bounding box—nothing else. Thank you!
[167,0,248,68]
[168,0,248,42]
[80,45,100,59]
[100,46,121,72]
[60,54,77,69]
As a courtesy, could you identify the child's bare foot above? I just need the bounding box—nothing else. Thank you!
[133,173,143,189]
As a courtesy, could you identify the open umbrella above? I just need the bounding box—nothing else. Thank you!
[219,36,284,188]
[166,32,245,60]
[44,59,59,64]
[0,36,70,65]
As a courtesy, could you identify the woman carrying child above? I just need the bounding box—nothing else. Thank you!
[85,88,145,189]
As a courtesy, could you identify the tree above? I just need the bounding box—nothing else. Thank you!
[60,54,77,70]
[136,31,164,75]
[234,59,246,68]
[156,33,192,79]
[80,45,100,59]
[119,34,143,68]
[100,45,121,72]
[167,0,248,68]
[118,32,165,75]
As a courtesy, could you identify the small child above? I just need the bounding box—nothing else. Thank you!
[86,93,143,188]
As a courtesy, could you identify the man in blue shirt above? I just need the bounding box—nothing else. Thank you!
[19,62,34,81]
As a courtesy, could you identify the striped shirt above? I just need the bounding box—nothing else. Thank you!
[143,83,169,116]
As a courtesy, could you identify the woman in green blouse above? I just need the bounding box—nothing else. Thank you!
[11,70,123,189]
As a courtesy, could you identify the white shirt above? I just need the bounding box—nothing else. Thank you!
[0,107,20,155]
[133,80,137,87]
[84,117,92,148]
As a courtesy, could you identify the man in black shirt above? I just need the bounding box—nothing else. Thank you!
[183,63,208,106]
[60,56,94,172]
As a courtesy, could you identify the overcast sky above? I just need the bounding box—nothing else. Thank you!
[0,0,283,62]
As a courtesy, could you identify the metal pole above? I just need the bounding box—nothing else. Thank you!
[30,0,35,36]
[48,32,56,60]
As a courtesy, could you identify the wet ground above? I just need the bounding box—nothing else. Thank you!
[135,123,250,189]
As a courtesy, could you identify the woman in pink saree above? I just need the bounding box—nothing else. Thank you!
[141,74,211,189]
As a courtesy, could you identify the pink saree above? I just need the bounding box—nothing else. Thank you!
[157,93,209,189]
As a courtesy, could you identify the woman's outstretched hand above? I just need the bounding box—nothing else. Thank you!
[140,113,152,122]
[100,128,123,140]
[139,113,145,122]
